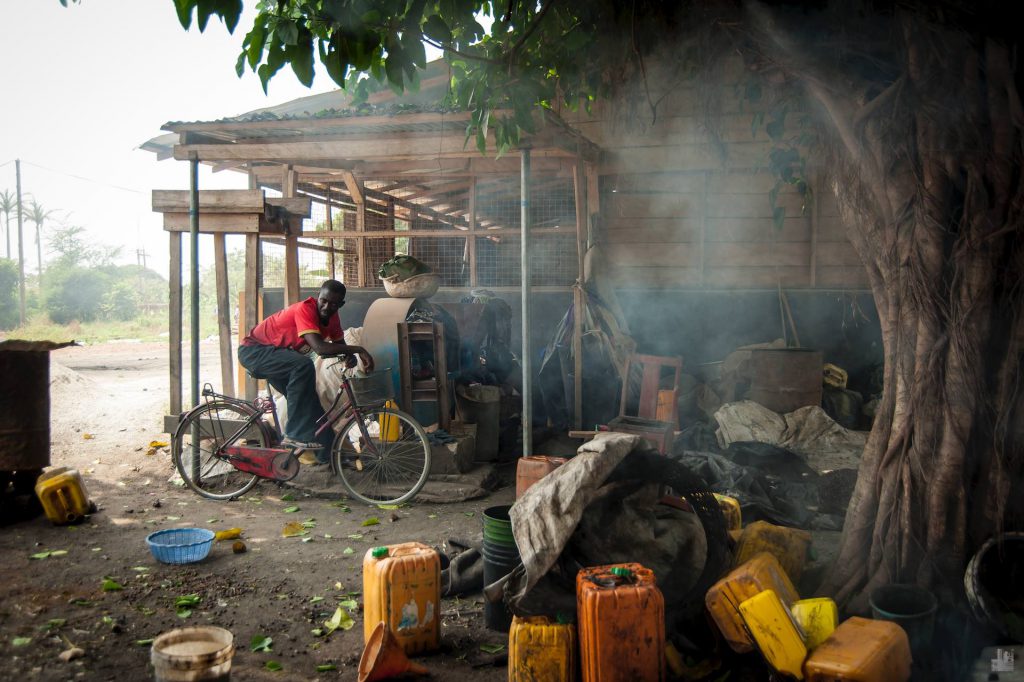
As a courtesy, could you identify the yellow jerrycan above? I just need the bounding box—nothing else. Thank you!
[35,467,91,524]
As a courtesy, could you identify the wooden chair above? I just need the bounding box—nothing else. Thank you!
[619,353,683,425]
[607,353,683,453]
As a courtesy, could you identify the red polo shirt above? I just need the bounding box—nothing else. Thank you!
[242,297,344,353]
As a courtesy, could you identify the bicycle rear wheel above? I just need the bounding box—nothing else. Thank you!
[331,407,430,505]
[173,401,265,501]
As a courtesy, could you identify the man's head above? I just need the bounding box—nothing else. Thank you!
[317,280,346,322]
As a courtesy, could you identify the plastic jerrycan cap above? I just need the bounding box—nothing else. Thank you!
[372,546,389,558]
[610,566,633,579]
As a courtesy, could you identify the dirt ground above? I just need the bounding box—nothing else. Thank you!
[0,340,515,681]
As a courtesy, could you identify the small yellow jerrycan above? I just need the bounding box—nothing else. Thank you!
[35,467,91,525]
[379,400,401,443]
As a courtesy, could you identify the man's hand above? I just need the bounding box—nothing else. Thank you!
[359,351,375,372]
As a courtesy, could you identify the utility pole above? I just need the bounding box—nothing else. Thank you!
[15,159,25,325]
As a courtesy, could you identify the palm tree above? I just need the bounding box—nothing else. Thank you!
[0,190,15,259]
[26,199,57,281]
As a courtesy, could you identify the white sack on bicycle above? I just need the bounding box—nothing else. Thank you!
[314,326,365,433]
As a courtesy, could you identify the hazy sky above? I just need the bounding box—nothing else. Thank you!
[0,1,337,277]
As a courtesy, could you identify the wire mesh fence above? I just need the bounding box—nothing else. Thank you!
[278,173,578,289]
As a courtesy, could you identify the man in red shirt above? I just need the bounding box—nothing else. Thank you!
[238,280,373,461]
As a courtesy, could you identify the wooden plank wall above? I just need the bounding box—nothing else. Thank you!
[566,62,869,291]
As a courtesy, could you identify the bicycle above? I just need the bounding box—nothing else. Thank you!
[171,361,431,505]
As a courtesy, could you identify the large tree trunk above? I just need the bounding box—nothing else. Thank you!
[804,22,1024,609]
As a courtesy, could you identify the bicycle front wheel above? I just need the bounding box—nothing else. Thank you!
[331,407,431,505]
[173,401,264,501]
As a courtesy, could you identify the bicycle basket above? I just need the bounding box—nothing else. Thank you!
[349,369,394,406]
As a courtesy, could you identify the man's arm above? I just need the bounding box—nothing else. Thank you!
[302,333,375,371]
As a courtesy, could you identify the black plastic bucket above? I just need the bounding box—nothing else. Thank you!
[481,541,520,632]
[481,505,519,632]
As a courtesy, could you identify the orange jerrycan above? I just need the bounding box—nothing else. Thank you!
[35,467,91,524]
[577,563,665,682]
[803,616,911,681]
[508,615,577,682]
[362,543,440,655]
[734,520,812,583]
[706,551,800,653]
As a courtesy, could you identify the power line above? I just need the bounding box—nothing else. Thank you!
[20,160,146,195]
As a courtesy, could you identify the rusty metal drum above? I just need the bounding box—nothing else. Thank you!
[0,341,71,471]
[745,348,823,413]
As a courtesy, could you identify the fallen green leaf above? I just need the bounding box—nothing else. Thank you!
[427,513,438,519]
[479,643,505,654]
[324,534,333,539]
[343,547,354,555]
[301,519,317,528]
[131,566,149,572]
[265,660,283,671]
[347,533,364,540]
[361,517,380,527]
[166,516,180,521]
[91,547,102,552]
[139,607,156,616]
[102,578,124,592]
[331,502,350,512]
[42,619,66,631]
[135,638,154,646]
[301,537,314,543]
[206,518,219,523]
[323,606,355,634]
[174,594,201,607]
[176,609,192,619]
[101,616,114,626]
[338,598,358,611]
[309,596,324,603]
[251,635,273,652]
[311,628,324,637]
[12,637,31,647]
[282,506,300,513]
[464,512,475,517]
[316,664,337,672]
[280,493,296,501]
[376,504,400,510]
[30,549,68,560]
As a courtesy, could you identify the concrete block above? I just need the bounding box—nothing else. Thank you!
[429,433,476,475]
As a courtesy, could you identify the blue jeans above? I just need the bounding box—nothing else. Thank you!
[238,344,333,459]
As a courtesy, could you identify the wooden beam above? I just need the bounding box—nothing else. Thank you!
[168,231,183,416]
[163,213,261,233]
[301,226,567,238]
[153,189,264,214]
[265,196,313,217]
[213,233,234,397]
[283,167,301,304]
[172,136,577,163]
[341,170,364,204]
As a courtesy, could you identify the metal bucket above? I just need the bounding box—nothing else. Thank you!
[746,348,823,413]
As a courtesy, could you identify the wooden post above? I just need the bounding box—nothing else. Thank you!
[244,232,259,400]
[169,231,183,416]
[213,232,233,397]
[586,162,599,250]
[356,190,366,288]
[468,177,478,287]
[283,166,301,303]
